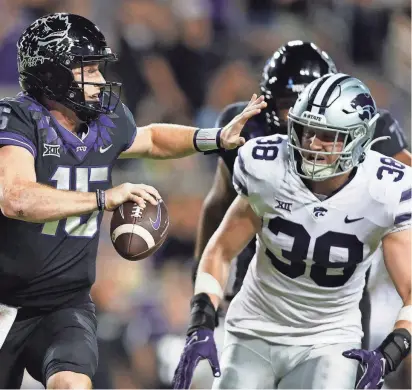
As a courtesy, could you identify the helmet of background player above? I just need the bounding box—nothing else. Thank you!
[260,41,337,134]
[287,73,380,181]
[17,13,121,123]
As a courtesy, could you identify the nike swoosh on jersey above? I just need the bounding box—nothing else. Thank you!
[149,202,162,230]
[344,216,364,223]
[99,144,113,153]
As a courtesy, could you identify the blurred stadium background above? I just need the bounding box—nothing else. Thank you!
[0,0,410,388]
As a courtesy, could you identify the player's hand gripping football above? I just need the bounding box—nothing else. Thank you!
[219,94,267,149]
[343,349,387,389]
[172,328,220,389]
[105,183,161,210]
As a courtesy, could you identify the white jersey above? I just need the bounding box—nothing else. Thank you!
[226,134,411,346]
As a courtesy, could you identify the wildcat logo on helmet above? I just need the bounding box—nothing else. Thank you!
[342,93,376,121]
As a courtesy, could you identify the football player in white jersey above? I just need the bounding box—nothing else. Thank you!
[172,74,411,390]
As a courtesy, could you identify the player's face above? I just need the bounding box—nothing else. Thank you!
[300,126,346,165]
[72,64,106,102]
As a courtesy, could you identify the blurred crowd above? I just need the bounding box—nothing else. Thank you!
[0,0,410,388]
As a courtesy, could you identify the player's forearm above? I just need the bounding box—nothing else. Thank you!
[148,124,224,159]
[196,242,231,309]
[148,124,197,159]
[1,180,97,222]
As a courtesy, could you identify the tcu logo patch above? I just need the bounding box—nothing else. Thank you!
[43,143,60,157]
[76,146,87,152]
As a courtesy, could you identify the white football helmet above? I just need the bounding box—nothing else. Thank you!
[287,73,384,181]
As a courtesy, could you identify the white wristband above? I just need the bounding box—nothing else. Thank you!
[397,305,412,323]
[193,128,222,152]
[194,271,224,300]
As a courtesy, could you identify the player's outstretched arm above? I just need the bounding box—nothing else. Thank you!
[120,94,266,159]
[0,146,160,223]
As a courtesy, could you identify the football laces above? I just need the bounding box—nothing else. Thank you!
[131,205,143,218]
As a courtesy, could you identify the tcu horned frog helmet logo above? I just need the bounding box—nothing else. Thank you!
[343,93,376,122]
[18,13,74,69]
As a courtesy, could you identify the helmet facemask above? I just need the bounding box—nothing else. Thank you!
[288,110,380,181]
[66,52,122,122]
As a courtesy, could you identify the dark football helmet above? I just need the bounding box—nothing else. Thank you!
[261,40,337,134]
[17,13,121,122]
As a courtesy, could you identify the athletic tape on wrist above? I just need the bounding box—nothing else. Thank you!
[194,271,224,300]
[396,305,412,323]
[193,128,222,152]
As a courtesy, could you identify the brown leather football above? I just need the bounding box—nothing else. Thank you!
[110,199,169,261]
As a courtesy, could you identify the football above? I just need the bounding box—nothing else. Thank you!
[110,199,169,261]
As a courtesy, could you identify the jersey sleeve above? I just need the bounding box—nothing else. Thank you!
[372,110,408,157]
[0,102,37,158]
[384,168,412,236]
[233,146,249,198]
[232,138,272,217]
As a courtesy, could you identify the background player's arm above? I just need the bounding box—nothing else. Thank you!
[373,110,411,166]
[196,195,261,308]
[194,158,237,260]
[382,229,411,332]
[393,150,412,167]
[193,103,243,283]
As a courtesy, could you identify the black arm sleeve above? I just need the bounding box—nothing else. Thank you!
[119,102,138,152]
[372,109,408,157]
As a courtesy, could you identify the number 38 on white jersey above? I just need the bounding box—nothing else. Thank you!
[227,134,411,346]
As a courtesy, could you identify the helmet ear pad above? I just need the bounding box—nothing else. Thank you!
[20,52,75,102]
[43,63,74,100]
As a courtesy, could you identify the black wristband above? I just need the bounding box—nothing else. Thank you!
[96,189,106,211]
[193,129,201,152]
[216,128,222,149]
[378,328,411,374]
[187,293,218,335]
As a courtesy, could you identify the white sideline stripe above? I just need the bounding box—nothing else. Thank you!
[111,224,155,248]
